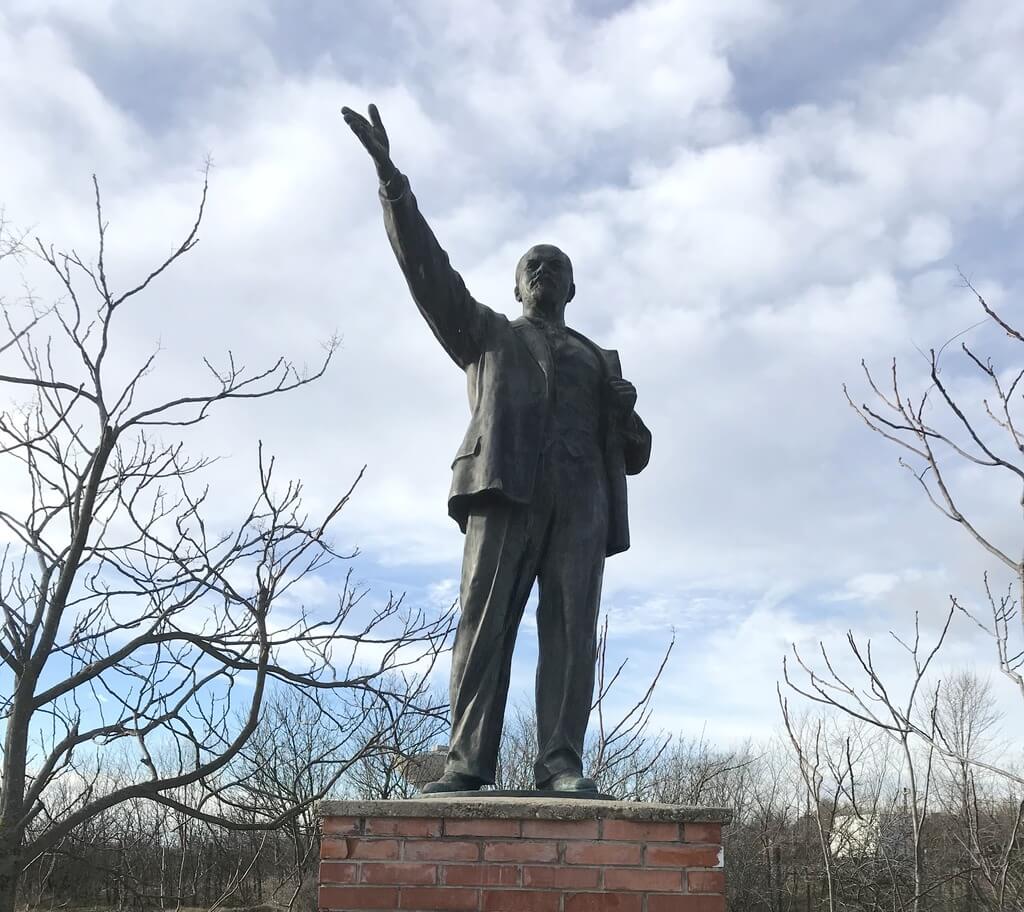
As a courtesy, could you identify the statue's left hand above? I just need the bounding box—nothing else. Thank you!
[609,378,637,415]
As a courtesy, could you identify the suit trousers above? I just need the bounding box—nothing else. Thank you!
[446,447,609,786]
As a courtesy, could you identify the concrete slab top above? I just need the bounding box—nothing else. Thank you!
[316,795,733,824]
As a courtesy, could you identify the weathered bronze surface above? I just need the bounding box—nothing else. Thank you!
[342,105,651,795]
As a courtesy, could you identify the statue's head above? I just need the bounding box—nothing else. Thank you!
[514,244,575,319]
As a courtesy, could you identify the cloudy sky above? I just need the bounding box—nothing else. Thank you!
[2,0,1024,747]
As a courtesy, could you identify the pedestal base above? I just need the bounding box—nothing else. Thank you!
[318,796,731,911]
[414,789,617,800]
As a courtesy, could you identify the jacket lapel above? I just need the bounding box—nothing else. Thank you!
[511,318,552,387]
[513,319,621,389]
[567,328,620,381]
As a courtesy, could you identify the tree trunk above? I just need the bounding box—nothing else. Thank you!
[0,831,22,912]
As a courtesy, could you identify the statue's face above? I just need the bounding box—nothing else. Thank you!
[515,244,574,314]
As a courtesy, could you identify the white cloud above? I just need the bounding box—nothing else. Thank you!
[3,0,1024,746]
[830,572,899,603]
[900,214,953,268]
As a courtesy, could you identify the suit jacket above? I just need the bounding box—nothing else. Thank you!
[379,174,651,557]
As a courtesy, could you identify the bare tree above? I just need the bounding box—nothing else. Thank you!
[845,273,1024,713]
[588,618,674,797]
[779,275,1024,909]
[201,683,447,911]
[341,677,449,800]
[783,611,952,911]
[777,707,844,912]
[0,173,452,912]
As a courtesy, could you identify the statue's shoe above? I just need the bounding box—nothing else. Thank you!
[421,771,486,794]
[538,771,598,793]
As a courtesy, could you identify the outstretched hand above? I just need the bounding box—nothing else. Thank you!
[341,104,396,182]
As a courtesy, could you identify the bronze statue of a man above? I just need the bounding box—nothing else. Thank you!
[343,104,652,794]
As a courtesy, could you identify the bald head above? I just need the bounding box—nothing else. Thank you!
[514,244,575,322]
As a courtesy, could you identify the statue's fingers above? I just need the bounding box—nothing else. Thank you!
[341,108,370,129]
[368,103,385,132]
[346,122,369,143]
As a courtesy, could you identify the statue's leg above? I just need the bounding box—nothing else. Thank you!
[446,497,543,785]
[533,460,609,788]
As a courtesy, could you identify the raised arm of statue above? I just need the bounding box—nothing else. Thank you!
[342,104,491,370]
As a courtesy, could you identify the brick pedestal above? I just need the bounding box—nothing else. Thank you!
[317,797,731,912]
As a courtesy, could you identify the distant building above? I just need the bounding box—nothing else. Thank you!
[830,810,913,860]
[400,745,448,789]
[830,813,880,858]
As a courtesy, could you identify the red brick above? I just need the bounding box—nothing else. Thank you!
[564,892,643,912]
[444,864,520,886]
[522,865,600,889]
[406,840,481,862]
[688,870,726,893]
[602,820,680,842]
[362,862,437,885]
[604,867,683,892]
[345,838,402,860]
[399,886,480,910]
[319,885,399,909]
[484,841,559,863]
[365,816,442,837]
[321,837,352,860]
[648,895,725,912]
[645,845,721,868]
[322,816,361,835]
[522,819,599,839]
[445,818,522,838]
[683,822,722,844]
[481,889,561,911]
[319,861,358,885]
[564,842,642,866]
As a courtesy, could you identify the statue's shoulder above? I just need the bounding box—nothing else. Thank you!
[475,306,511,338]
